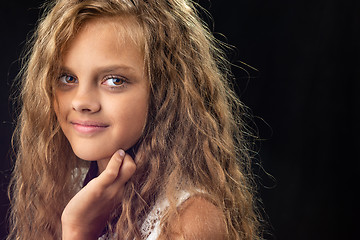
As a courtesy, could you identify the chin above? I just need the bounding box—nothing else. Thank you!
[72,147,114,161]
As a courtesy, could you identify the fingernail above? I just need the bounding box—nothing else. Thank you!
[118,149,125,158]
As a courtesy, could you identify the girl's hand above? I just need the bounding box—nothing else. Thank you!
[61,150,136,240]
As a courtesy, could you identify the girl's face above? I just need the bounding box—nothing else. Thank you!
[54,18,149,162]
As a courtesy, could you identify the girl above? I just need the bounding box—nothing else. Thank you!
[8,0,262,239]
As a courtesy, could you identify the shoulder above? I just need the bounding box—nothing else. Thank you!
[168,196,227,240]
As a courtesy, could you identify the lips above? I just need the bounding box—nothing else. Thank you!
[70,120,109,134]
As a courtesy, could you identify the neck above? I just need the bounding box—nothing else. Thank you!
[96,158,111,174]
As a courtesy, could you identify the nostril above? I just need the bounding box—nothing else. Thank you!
[71,88,101,113]
[72,104,100,113]
[72,97,101,113]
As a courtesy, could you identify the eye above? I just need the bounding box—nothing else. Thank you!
[102,76,127,87]
[59,74,78,84]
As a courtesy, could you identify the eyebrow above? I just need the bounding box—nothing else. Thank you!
[96,65,136,74]
[60,65,137,75]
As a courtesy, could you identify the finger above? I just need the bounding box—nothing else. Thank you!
[97,149,125,187]
[116,153,136,185]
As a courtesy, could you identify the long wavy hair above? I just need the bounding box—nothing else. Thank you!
[8,0,262,239]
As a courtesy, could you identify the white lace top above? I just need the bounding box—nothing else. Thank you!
[140,191,191,239]
[99,191,192,240]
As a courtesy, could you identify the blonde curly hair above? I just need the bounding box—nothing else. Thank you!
[8,0,261,239]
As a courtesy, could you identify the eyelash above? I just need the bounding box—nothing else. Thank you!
[58,74,77,85]
[57,74,128,89]
[102,75,128,89]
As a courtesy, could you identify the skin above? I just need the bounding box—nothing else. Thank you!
[55,17,226,240]
[54,17,149,173]
[61,150,136,239]
[170,197,227,240]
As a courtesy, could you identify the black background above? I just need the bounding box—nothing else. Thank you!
[0,1,359,239]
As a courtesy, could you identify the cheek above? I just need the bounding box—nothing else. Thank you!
[109,96,149,143]
[53,93,69,126]
[115,103,148,131]
[53,97,61,120]
[132,96,148,129]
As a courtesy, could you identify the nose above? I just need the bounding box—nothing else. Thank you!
[72,87,101,113]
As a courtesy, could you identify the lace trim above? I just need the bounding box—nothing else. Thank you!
[98,191,192,240]
[140,191,191,240]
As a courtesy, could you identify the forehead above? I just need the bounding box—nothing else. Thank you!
[65,15,145,56]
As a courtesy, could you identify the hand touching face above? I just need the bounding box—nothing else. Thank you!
[61,150,136,239]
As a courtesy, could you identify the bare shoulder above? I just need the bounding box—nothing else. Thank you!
[169,196,227,240]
